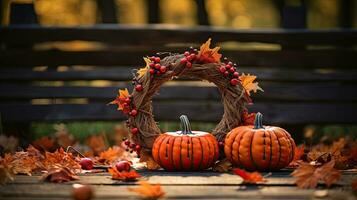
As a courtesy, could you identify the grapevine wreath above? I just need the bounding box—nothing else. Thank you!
[110,39,263,157]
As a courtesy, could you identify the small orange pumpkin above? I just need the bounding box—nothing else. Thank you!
[152,115,219,171]
[224,113,295,171]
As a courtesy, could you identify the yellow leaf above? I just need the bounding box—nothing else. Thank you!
[137,57,151,78]
[198,38,222,63]
[109,88,130,111]
[239,73,264,96]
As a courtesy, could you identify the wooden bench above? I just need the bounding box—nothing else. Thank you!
[0,25,357,142]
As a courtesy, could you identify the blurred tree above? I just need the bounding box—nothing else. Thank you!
[195,0,209,25]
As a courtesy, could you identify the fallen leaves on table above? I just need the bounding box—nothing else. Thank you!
[239,73,264,96]
[108,167,141,181]
[291,160,341,189]
[40,165,79,183]
[197,38,222,63]
[128,181,165,200]
[288,144,305,167]
[212,159,232,172]
[139,150,161,170]
[233,168,266,184]
[108,88,130,111]
[137,57,151,78]
[32,136,55,152]
[41,147,81,172]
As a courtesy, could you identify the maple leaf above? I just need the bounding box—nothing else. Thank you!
[139,150,161,170]
[41,147,81,172]
[97,146,124,164]
[4,146,43,176]
[233,168,266,184]
[212,159,232,172]
[108,167,141,181]
[32,136,55,151]
[108,88,130,111]
[40,165,79,183]
[137,57,151,78]
[291,160,341,188]
[197,38,222,63]
[128,181,165,200]
[242,111,256,126]
[239,73,264,96]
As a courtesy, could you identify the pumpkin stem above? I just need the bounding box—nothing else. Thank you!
[253,112,264,129]
[180,115,193,135]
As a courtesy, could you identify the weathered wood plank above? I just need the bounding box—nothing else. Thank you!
[1,25,356,46]
[1,83,356,102]
[1,67,356,82]
[0,102,356,123]
[1,49,356,68]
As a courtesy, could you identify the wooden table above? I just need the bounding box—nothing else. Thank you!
[0,170,356,200]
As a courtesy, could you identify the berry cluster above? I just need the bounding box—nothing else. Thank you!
[123,137,141,155]
[132,77,143,92]
[120,95,138,117]
[148,56,167,75]
[219,57,240,86]
[180,47,198,68]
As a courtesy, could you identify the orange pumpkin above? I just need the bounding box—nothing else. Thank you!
[224,113,295,171]
[152,115,219,171]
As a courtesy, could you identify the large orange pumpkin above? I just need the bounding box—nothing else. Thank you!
[152,115,219,171]
[224,113,295,171]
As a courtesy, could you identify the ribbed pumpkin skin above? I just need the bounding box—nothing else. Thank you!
[224,126,295,171]
[152,133,219,171]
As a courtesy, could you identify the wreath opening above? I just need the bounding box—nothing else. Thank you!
[109,39,263,154]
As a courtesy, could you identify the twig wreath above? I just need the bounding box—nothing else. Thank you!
[110,39,263,155]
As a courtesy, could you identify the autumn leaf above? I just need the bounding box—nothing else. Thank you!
[288,144,305,168]
[108,88,130,112]
[32,136,55,151]
[291,160,341,188]
[97,146,124,164]
[233,168,266,184]
[212,159,232,172]
[40,165,79,183]
[108,167,141,181]
[239,73,264,96]
[128,181,165,200]
[242,111,256,126]
[137,57,151,78]
[41,147,81,172]
[197,38,222,63]
[139,150,161,170]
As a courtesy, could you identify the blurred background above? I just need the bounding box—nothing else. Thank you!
[0,0,357,153]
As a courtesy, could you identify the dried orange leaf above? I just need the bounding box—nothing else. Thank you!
[212,159,232,172]
[288,144,305,167]
[41,165,79,183]
[233,168,266,184]
[139,150,161,170]
[97,146,124,164]
[242,111,256,126]
[41,147,81,171]
[128,181,165,200]
[239,73,263,96]
[108,167,141,181]
[108,88,130,111]
[198,38,222,63]
[137,57,151,78]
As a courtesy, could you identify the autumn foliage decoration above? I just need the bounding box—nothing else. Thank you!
[224,113,295,171]
[109,38,263,153]
[152,115,219,171]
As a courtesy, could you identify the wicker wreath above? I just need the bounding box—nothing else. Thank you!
[110,39,262,153]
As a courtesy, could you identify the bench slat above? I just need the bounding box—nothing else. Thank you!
[0,102,355,123]
[1,49,356,68]
[1,25,356,46]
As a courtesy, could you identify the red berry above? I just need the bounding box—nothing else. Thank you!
[149,62,155,68]
[186,62,192,68]
[226,64,232,69]
[124,140,130,145]
[135,145,141,151]
[190,54,196,60]
[72,184,93,200]
[131,127,139,135]
[124,98,131,104]
[154,57,160,63]
[224,71,229,77]
[228,61,233,66]
[229,67,235,73]
[135,84,143,92]
[233,72,239,77]
[180,58,187,64]
[160,65,167,73]
[130,143,136,148]
[184,51,190,56]
[154,63,161,69]
[149,69,155,74]
[156,71,161,75]
[230,78,239,86]
[219,66,226,73]
[130,109,138,116]
[115,161,131,172]
[150,56,155,61]
[79,158,94,170]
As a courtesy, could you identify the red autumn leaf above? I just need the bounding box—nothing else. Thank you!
[233,168,266,184]
[40,165,79,183]
[242,111,256,126]
[197,38,222,63]
[128,181,165,200]
[108,88,130,112]
[291,160,341,188]
[108,167,141,181]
